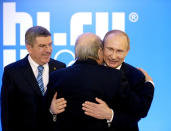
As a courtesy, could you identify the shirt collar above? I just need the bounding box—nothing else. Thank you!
[28,55,39,69]
[116,64,122,70]
[28,55,48,68]
[104,63,122,70]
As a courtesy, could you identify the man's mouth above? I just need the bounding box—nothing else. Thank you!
[109,60,118,64]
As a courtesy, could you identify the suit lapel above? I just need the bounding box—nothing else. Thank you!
[22,56,42,96]
[48,60,58,74]
[120,62,126,72]
[22,58,63,96]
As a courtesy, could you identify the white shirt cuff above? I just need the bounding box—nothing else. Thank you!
[146,80,155,87]
[107,109,114,127]
[49,108,57,122]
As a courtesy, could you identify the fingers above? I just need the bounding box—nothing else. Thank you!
[95,97,106,104]
[50,96,67,114]
[55,98,66,104]
[55,98,67,109]
[55,101,67,113]
[82,106,94,114]
[137,67,153,82]
[57,108,66,114]
[137,67,148,76]
[82,103,100,119]
[82,101,98,116]
[84,111,97,118]
[137,68,145,73]
[53,92,58,99]
[82,102,96,112]
[82,101,97,108]
[82,102,105,119]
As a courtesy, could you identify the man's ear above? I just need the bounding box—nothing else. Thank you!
[98,48,103,59]
[26,44,32,54]
[97,48,104,65]
[124,49,129,57]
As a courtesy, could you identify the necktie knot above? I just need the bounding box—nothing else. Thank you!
[38,65,44,72]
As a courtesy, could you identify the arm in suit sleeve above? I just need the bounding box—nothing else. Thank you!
[44,73,59,130]
[110,71,154,129]
[1,68,15,131]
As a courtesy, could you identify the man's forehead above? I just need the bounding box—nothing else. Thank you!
[104,35,128,49]
[35,36,52,43]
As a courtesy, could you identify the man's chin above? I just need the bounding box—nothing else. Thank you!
[42,58,50,64]
[108,63,118,69]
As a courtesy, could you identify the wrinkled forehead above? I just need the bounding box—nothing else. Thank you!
[34,36,52,43]
[104,33,129,50]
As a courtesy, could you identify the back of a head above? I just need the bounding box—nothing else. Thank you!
[75,33,103,61]
[25,26,51,47]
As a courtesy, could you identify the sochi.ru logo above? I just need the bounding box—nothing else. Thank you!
[2,2,138,67]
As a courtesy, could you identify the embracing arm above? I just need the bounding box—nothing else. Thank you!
[1,68,15,131]
[82,68,154,129]
[44,75,67,126]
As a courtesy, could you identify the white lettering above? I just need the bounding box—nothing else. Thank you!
[112,12,125,31]
[3,50,16,67]
[3,2,33,46]
[96,12,109,39]
[54,33,67,46]
[2,2,127,66]
[70,12,92,45]
[37,12,50,31]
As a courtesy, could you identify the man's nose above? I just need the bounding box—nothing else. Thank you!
[110,51,117,59]
[45,45,52,52]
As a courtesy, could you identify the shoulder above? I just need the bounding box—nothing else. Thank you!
[97,65,122,79]
[101,65,121,73]
[121,62,145,83]
[122,62,144,77]
[49,58,66,68]
[4,57,28,73]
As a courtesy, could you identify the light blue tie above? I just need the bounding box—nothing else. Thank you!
[37,65,45,95]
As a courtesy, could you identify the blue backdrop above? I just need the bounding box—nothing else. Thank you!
[0,0,171,130]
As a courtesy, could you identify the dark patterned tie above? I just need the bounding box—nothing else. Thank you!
[37,65,45,95]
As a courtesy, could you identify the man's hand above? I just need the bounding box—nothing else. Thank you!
[137,68,153,82]
[82,97,113,120]
[50,92,67,114]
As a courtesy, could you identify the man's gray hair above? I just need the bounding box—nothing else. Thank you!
[75,33,103,61]
[25,26,51,47]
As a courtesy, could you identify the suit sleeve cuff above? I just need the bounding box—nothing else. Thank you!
[49,108,57,122]
[107,109,114,127]
[146,80,155,87]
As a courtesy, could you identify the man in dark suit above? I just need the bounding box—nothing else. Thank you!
[82,30,154,131]
[1,26,66,131]
[45,32,130,131]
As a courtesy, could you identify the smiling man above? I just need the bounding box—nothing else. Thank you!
[103,30,129,69]
[82,30,154,131]
[1,26,66,131]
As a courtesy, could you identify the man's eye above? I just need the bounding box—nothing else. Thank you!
[108,48,113,51]
[39,45,45,47]
[118,50,122,52]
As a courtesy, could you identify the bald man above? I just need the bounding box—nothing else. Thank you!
[45,33,130,131]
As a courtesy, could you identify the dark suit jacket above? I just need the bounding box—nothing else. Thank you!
[110,62,154,131]
[1,55,66,131]
[45,59,129,131]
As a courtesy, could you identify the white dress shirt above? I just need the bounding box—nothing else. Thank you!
[28,55,49,92]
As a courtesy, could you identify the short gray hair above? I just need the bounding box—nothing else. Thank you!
[25,26,51,47]
[75,33,103,61]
